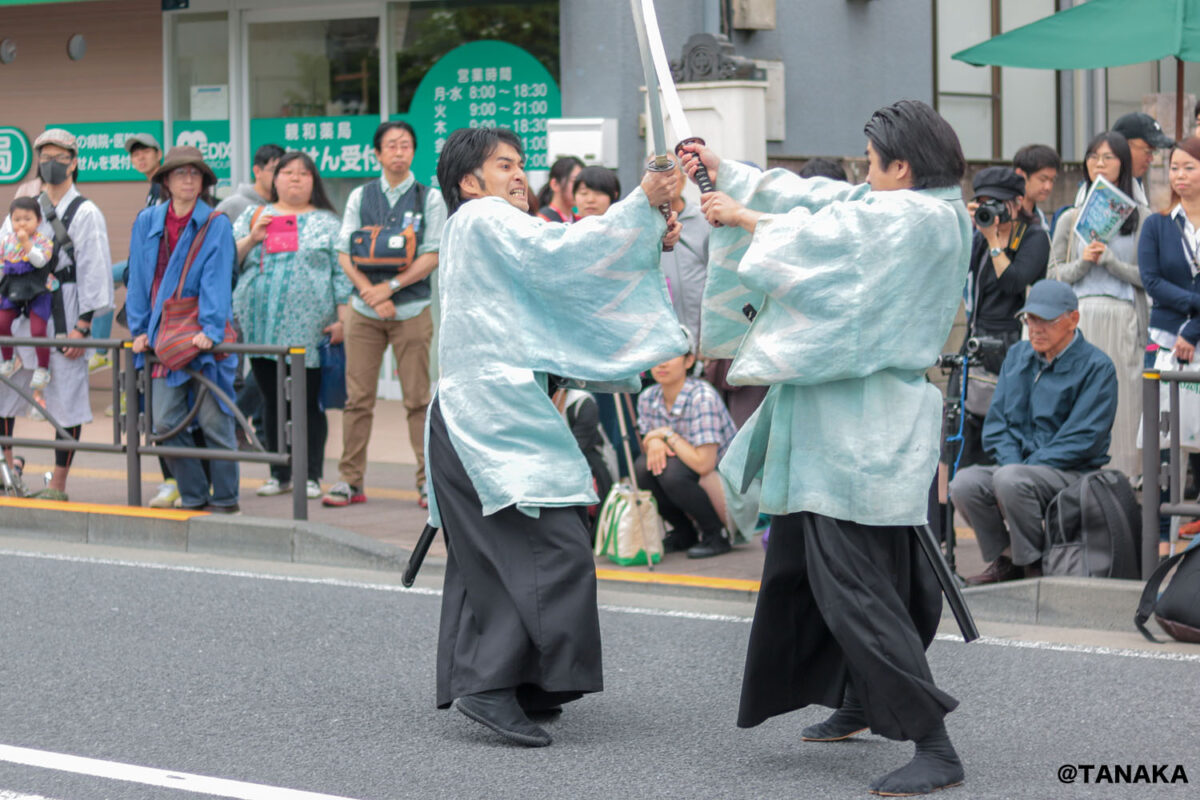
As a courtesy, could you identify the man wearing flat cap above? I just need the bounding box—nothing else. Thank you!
[957,166,1050,465]
[0,128,114,500]
[949,279,1117,585]
[125,133,164,208]
[1112,112,1175,207]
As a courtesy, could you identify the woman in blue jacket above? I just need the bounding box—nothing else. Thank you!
[1140,136,1200,360]
[126,146,239,512]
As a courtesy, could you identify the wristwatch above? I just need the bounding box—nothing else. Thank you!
[989,246,1005,258]
[73,324,90,337]
[387,278,402,292]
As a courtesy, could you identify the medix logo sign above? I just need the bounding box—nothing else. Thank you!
[175,131,231,161]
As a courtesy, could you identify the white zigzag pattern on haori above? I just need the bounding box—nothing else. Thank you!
[748,299,813,377]
[582,222,659,364]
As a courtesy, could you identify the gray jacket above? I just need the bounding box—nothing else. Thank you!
[215,183,268,223]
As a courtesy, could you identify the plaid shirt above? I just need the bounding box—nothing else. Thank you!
[637,377,737,459]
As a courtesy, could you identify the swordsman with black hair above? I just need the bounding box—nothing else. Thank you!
[427,126,685,748]
[681,99,973,796]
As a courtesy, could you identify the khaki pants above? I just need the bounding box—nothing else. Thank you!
[339,306,432,490]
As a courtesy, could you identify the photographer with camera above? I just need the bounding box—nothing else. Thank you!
[956,167,1049,465]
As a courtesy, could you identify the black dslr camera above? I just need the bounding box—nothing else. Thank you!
[965,335,1007,374]
[973,199,1011,227]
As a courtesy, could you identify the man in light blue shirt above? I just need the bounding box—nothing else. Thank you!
[324,121,447,508]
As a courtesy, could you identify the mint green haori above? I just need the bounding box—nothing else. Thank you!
[427,190,689,527]
[703,161,971,526]
[231,208,354,367]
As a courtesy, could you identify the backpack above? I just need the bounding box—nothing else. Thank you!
[1135,540,1200,643]
[1043,469,1141,579]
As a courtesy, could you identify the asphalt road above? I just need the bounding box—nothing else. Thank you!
[0,542,1196,800]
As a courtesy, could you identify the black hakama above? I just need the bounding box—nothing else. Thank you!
[429,399,603,709]
[737,511,958,741]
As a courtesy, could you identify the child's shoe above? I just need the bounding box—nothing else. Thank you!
[0,356,21,378]
[31,367,51,390]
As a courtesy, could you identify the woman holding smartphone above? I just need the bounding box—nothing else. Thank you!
[233,150,353,500]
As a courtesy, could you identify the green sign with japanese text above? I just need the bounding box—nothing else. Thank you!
[0,126,32,184]
[401,41,562,188]
[50,120,164,182]
[174,120,232,186]
[250,115,381,180]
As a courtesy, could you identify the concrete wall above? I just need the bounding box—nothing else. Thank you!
[560,0,934,194]
[0,0,163,263]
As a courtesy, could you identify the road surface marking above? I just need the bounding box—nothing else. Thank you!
[0,791,62,799]
[2,547,1197,663]
[0,744,362,800]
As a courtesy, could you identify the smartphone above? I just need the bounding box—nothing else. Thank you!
[263,214,299,254]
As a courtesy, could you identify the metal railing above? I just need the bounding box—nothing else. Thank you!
[1140,368,1200,578]
[0,335,309,520]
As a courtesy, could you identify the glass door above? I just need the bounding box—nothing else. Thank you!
[243,4,385,214]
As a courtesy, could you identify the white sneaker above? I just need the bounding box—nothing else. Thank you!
[0,357,20,378]
[256,477,292,496]
[30,367,51,390]
[149,479,180,509]
[306,479,321,499]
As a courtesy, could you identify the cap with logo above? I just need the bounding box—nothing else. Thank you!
[1112,112,1175,150]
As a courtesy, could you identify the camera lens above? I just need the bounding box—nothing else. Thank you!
[974,206,995,227]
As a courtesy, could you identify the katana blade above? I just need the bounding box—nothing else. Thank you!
[630,0,671,169]
[640,0,692,142]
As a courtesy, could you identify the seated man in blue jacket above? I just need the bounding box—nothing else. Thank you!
[949,280,1117,584]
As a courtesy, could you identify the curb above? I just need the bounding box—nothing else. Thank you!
[0,498,409,573]
[0,498,1152,631]
[960,576,1144,632]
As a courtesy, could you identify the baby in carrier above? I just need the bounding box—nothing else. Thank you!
[0,197,56,390]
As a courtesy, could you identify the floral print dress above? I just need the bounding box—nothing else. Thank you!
[232,207,353,367]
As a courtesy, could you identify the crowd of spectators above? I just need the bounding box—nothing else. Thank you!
[3,103,1200,568]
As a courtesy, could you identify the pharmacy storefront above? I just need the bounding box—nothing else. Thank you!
[0,0,561,221]
[172,0,559,208]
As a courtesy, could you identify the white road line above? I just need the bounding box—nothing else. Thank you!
[0,744,361,800]
[0,791,62,800]
[1,547,1195,663]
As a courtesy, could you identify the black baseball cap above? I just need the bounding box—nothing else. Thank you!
[1112,112,1174,149]
[972,166,1025,201]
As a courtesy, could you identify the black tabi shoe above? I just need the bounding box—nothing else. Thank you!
[802,687,869,742]
[456,689,552,747]
[869,722,964,797]
[515,685,582,720]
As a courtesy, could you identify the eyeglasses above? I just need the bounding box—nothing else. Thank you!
[1018,312,1068,327]
[1129,141,1154,156]
[38,154,73,165]
[170,167,203,179]
[1085,153,1118,165]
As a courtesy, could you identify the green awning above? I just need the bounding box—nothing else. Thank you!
[952,0,1200,69]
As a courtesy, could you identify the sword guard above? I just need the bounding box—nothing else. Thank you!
[675,137,723,228]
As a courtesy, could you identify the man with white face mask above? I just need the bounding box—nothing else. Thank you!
[0,128,114,500]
